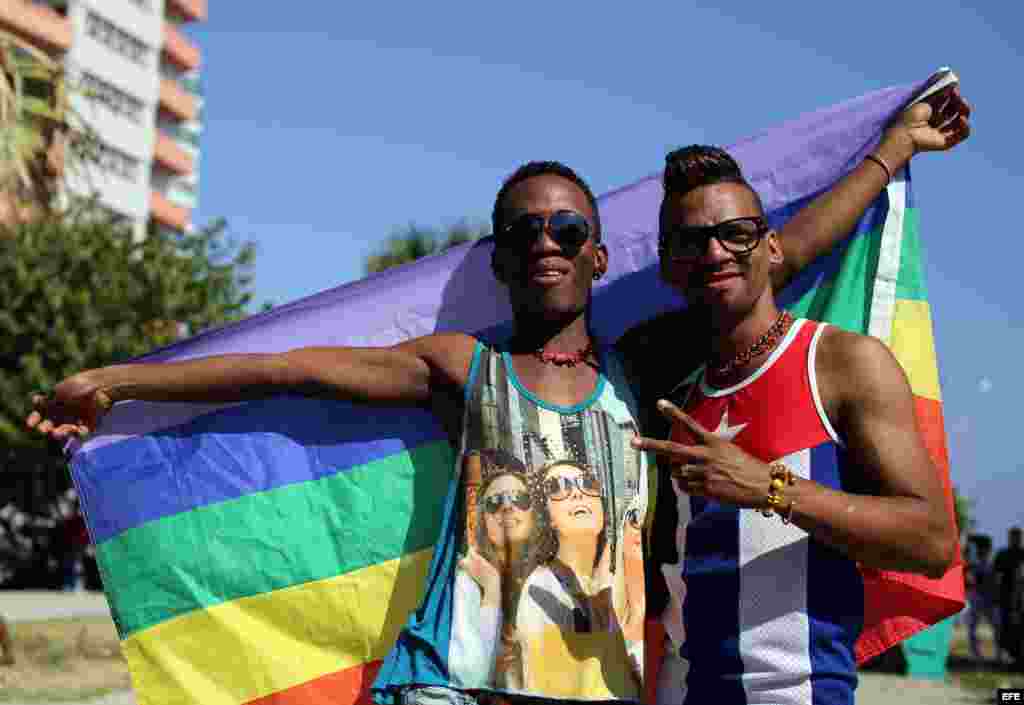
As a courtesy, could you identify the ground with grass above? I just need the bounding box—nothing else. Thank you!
[946,622,1024,695]
[0,618,130,703]
[0,610,1020,704]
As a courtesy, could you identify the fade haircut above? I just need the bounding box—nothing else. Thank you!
[492,161,602,241]
[661,145,765,216]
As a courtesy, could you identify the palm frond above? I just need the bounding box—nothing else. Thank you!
[0,30,97,216]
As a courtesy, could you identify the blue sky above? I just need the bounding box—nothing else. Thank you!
[187,3,1021,544]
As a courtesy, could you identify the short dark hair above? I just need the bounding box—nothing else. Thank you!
[492,161,602,241]
[661,145,765,215]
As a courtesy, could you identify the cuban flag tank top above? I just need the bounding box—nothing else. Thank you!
[656,318,863,705]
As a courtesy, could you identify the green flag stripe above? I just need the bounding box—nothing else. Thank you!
[788,208,925,328]
[98,440,455,637]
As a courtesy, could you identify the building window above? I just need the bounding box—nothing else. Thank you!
[85,11,151,67]
[173,180,197,196]
[96,142,141,183]
[80,72,146,124]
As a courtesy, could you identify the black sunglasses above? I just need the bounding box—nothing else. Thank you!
[543,472,602,501]
[498,210,593,254]
[659,216,769,261]
[483,490,532,514]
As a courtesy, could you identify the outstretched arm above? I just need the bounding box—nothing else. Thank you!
[26,331,477,440]
[773,86,971,290]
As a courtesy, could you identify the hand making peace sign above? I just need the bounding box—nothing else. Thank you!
[631,399,776,510]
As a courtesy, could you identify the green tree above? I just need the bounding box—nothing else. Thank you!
[0,213,255,447]
[365,220,489,274]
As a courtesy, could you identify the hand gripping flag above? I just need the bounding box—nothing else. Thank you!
[71,74,964,705]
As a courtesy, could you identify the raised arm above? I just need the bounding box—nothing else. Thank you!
[773,86,971,290]
[26,331,478,440]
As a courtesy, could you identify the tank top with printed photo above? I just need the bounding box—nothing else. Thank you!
[373,342,651,704]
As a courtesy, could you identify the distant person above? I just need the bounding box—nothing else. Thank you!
[995,527,1024,668]
[0,514,14,664]
[57,490,89,591]
[0,614,13,666]
[965,537,998,662]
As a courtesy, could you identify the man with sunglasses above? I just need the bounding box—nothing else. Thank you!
[26,90,969,705]
[630,138,962,705]
[26,161,649,705]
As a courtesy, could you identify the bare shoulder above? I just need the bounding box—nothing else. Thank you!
[398,331,479,389]
[816,325,910,408]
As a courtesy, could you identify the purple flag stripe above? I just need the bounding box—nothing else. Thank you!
[75,188,889,458]
[72,82,918,460]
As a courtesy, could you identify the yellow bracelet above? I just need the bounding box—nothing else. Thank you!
[760,463,795,519]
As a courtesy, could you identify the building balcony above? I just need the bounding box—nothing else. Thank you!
[0,1,72,52]
[162,22,200,71]
[153,130,193,175]
[158,76,198,122]
[166,0,207,23]
[150,189,189,231]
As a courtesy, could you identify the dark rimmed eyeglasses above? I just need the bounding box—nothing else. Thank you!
[543,472,602,501]
[658,216,769,261]
[483,490,532,514]
[498,210,593,254]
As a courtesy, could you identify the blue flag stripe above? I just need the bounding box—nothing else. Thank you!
[78,397,445,544]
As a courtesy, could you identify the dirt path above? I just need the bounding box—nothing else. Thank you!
[1,673,988,705]
[1,590,111,623]
[1,593,992,705]
[856,672,986,704]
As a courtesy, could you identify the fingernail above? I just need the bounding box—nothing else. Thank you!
[630,438,641,447]
[657,399,670,409]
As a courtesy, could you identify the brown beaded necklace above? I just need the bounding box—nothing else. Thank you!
[709,310,794,380]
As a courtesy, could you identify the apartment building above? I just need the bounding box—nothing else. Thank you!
[0,0,206,236]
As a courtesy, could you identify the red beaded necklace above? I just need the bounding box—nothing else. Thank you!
[534,342,594,367]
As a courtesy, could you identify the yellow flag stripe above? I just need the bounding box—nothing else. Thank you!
[123,548,432,705]
[890,298,941,402]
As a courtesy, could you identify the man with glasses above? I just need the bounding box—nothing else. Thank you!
[631,142,958,705]
[26,90,969,705]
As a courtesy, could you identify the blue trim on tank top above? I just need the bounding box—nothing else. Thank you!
[464,341,484,404]
[498,347,608,414]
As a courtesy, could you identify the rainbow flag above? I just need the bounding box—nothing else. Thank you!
[71,75,963,705]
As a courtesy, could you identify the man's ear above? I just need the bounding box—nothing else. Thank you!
[594,242,610,279]
[766,230,784,266]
